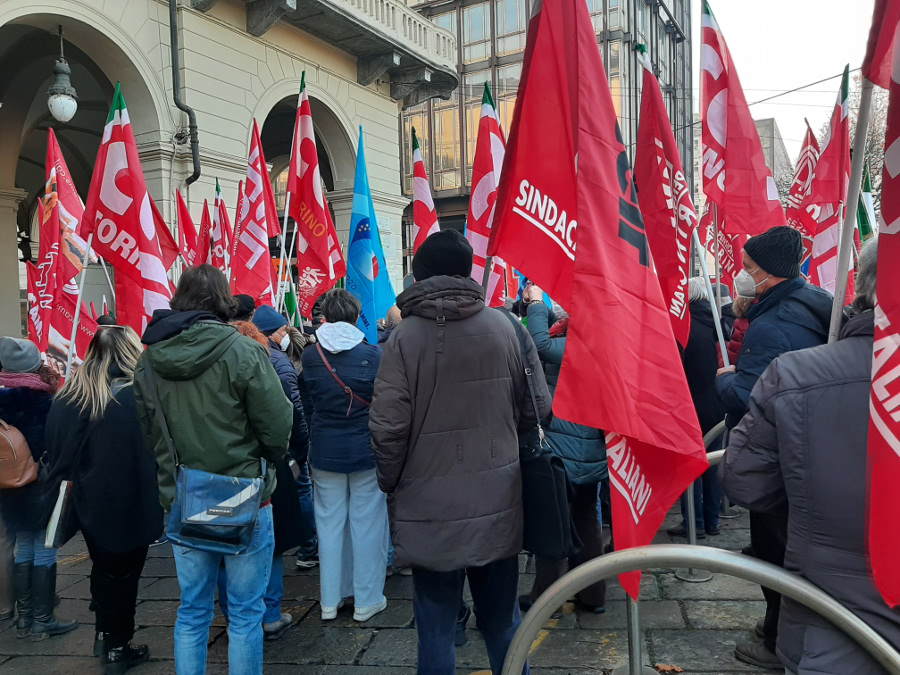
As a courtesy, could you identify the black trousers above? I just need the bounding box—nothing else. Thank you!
[530,481,606,608]
[749,509,788,652]
[84,532,149,649]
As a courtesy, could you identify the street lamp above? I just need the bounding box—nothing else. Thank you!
[47,26,77,123]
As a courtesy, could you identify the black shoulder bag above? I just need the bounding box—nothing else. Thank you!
[501,310,578,561]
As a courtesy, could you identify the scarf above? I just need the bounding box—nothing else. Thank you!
[0,372,57,394]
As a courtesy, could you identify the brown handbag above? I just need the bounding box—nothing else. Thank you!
[0,419,39,489]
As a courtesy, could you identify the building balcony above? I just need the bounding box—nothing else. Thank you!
[191,0,458,107]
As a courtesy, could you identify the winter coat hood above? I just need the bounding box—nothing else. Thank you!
[317,321,365,353]
[144,313,240,381]
[397,276,485,322]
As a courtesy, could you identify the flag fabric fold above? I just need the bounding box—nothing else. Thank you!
[79,83,176,334]
[176,189,199,266]
[785,120,821,249]
[858,161,877,241]
[347,128,396,344]
[211,178,233,278]
[634,46,697,349]
[488,0,707,598]
[232,180,244,260]
[862,0,900,89]
[411,128,440,254]
[700,1,785,237]
[286,73,347,315]
[868,13,900,610]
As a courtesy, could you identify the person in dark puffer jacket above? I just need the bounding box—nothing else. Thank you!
[521,293,607,614]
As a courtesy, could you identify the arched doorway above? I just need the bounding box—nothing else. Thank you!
[0,8,168,336]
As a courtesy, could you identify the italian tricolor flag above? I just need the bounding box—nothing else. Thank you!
[411,128,440,254]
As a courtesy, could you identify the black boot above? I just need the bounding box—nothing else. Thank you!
[13,562,33,639]
[94,631,109,657]
[103,643,149,675]
[30,564,77,641]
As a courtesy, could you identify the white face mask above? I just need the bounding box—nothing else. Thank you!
[279,334,291,352]
[733,268,769,299]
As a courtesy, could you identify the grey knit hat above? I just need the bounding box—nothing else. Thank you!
[0,337,42,374]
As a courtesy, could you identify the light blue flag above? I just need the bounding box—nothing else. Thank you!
[347,127,396,343]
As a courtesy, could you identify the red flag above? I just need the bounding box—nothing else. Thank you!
[802,67,851,295]
[700,1,785,237]
[868,18,900,609]
[411,128,440,254]
[489,0,707,598]
[25,262,44,350]
[79,84,175,334]
[211,179,233,277]
[232,121,277,305]
[784,121,820,269]
[286,74,346,315]
[634,48,697,349]
[863,0,900,89]
[232,180,244,260]
[466,83,509,307]
[699,204,747,293]
[176,189,198,265]
[46,286,99,372]
[196,200,212,267]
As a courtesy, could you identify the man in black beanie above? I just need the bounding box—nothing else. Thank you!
[369,227,551,674]
[716,225,833,670]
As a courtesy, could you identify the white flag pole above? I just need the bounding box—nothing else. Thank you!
[828,78,874,344]
[97,256,115,303]
[693,228,730,368]
[65,232,93,378]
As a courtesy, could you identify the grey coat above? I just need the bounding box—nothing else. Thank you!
[721,312,900,674]
[370,276,551,572]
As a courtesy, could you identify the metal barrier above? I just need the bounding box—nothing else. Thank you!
[501,545,900,675]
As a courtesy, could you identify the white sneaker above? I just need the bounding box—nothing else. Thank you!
[321,599,344,620]
[353,598,388,622]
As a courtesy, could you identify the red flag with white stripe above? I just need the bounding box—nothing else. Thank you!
[232,180,244,260]
[634,47,696,349]
[79,84,177,334]
[466,83,508,307]
[412,128,440,254]
[784,121,820,271]
[176,189,198,266]
[211,178,233,278]
[286,73,346,315]
[868,11,900,610]
[232,120,277,306]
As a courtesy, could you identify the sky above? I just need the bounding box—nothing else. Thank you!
[692,0,876,160]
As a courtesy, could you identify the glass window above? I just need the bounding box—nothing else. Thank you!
[608,0,626,31]
[496,0,527,56]
[274,167,288,212]
[608,39,629,149]
[464,70,491,183]
[637,1,650,40]
[657,20,669,85]
[432,94,461,190]
[584,0,603,33]
[403,104,429,194]
[496,63,521,136]
[463,3,491,64]
[432,11,457,38]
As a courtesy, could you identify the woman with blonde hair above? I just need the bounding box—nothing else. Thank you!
[46,325,162,673]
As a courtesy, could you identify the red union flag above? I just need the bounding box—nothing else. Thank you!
[701,204,747,292]
[411,128,440,254]
[26,263,44,349]
[80,84,177,334]
[868,17,900,609]
[489,0,707,598]
[784,121,820,239]
[863,0,900,89]
[176,189,198,266]
[466,83,508,307]
[701,1,785,236]
[232,120,277,305]
[802,67,850,295]
[211,179,233,277]
[634,47,696,348]
[232,180,244,260]
[287,74,346,315]
[196,200,212,267]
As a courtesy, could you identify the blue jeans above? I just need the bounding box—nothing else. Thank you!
[217,553,284,625]
[412,556,528,675]
[173,505,274,675]
[13,530,57,567]
[679,465,722,533]
[293,460,317,558]
[312,467,388,610]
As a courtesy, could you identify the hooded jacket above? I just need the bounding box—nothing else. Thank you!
[133,310,292,509]
[526,301,607,485]
[716,277,832,424]
[721,312,900,673]
[370,276,551,571]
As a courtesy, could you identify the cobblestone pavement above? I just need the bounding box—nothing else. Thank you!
[0,506,772,674]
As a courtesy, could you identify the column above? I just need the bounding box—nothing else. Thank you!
[0,187,28,338]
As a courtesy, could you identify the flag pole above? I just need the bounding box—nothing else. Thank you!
[98,255,115,303]
[828,78,874,344]
[693,228,730,368]
[276,217,300,315]
[65,233,93,378]
[712,205,722,317]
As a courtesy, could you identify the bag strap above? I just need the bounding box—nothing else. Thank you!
[316,342,371,413]
[499,309,546,445]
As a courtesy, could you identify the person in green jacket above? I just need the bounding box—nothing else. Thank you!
[133,265,291,675]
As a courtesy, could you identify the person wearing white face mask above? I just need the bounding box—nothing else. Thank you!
[714,225,833,671]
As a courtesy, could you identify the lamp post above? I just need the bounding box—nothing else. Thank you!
[47,26,78,123]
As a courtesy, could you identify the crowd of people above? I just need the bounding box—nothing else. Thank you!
[0,225,898,674]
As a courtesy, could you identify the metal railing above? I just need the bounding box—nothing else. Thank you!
[501,545,900,675]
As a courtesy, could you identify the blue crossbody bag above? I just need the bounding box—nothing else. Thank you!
[143,353,266,555]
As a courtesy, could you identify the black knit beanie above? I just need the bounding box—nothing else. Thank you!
[743,226,803,279]
[412,229,473,281]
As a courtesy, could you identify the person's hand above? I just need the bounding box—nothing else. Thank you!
[523,284,544,304]
[717,365,736,377]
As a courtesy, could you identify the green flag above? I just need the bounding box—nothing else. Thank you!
[283,284,302,327]
[857,161,877,241]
